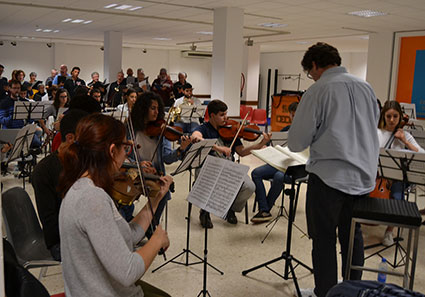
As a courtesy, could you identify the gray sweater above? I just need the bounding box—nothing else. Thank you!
[59,178,146,297]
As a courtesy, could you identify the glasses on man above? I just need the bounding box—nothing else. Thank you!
[305,69,313,80]
[119,141,133,153]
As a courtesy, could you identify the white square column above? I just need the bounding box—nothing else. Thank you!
[104,31,122,84]
[242,43,260,104]
[211,7,244,116]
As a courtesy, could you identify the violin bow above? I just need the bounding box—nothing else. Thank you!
[228,111,250,151]
[127,108,167,260]
[150,108,174,164]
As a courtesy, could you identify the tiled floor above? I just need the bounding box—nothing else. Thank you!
[2,153,425,296]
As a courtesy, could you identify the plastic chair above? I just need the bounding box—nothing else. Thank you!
[240,106,253,122]
[204,107,209,122]
[2,187,61,280]
[251,108,267,125]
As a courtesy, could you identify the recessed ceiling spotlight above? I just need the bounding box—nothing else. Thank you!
[197,31,213,35]
[71,19,84,23]
[347,10,388,18]
[11,41,17,46]
[153,37,172,41]
[62,18,72,22]
[115,4,132,10]
[104,3,118,8]
[83,20,93,24]
[258,23,288,28]
[46,42,53,48]
[129,6,143,11]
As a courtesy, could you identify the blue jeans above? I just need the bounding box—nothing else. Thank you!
[174,121,199,134]
[251,164,291,212]
[390,181,405,200]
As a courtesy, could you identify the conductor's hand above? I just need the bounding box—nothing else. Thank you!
[152,225,170,252]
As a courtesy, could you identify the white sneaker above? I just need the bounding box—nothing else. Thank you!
[382,231,394,246]
[294,288,317,297]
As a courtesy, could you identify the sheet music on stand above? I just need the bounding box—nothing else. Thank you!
[180,105,206,119]
[58,107,68,117]
[13,101,45,121]
[269,132,288,146]
[378,148,425,186]
[6,124,37,163]
[187,155,249,219]
[171,139,216,176]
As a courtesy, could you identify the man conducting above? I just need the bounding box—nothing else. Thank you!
[288,42,379,297]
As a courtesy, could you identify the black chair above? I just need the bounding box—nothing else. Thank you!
[2,187,61,280]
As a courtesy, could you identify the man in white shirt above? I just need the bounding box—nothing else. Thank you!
[173,83,201,133]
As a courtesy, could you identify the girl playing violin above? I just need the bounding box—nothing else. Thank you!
[378,100,424,246]
[130,91,191,229]
[117,88,138,113]
[58,114,173,297]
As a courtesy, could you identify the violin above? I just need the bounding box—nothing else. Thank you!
[145,119,184,142]
[111,167,162,206]
[219,119,263,142]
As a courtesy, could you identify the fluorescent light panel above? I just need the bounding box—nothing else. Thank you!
[153,37,171,41]
[258,22,287,28]
[197,31,213,35]
[105,3,143,11]
[129,6,143,11]
[104,3,117,8]
[71,19,84,23]
[62,18,72,22]
[83,20,93,24]
[347,10,388,17]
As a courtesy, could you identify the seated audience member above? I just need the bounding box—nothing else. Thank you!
[377,100,425,246]
[191,100,271,228]
[152,68,173,108]
[32,109,89,261]
[107,70,127,107]
[11,69,25,84]
[87,71,100,87]
[19,83,30,101]
[173,83,201,133]
[33,84,49,101]
[250,102,298,223]
[0,64,8,100]
[58,114,172,297]
[136,68,149,92]
[126,68,136,85]
[49,85,58,101]
[28,72,42,91]
[173,72,187,99]
[45,68,58,90]
[52,64,70,85]
[64,66,86,98]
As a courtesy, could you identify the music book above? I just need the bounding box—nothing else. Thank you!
[187,155,249,219]
[252,145,309,173]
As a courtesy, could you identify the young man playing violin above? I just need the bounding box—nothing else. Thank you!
[191,99,271,228]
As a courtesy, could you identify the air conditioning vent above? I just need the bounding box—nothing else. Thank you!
[181,50,212,58]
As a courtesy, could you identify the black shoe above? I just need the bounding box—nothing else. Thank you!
[226,209,238,224]
[200,210,213,229]
[250,211,272,224]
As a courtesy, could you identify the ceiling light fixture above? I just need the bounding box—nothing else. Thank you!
[153,37,172,41]
[53,30,60,33]
[46,42,53,48]
[115,4,132,10]
[11,41,17,46]
[71,19,84,23]
[62,18,72,22]
[246,38,253,46]
[100,46,104,51]
[197,31,213,35]
[35,28,42,32]
[347,10,388,18]
[258,23,288,28]
[129,6,143,11]
[83,20,93,24]
[104,4,118,8]
[190,43,197,51]
[43,29,52,32]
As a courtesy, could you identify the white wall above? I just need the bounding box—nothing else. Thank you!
[259,51,368,109]
[0,40,212,94]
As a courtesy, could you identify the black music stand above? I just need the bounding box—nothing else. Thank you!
[365,148,425,268]
[242,165,313,297]
[13,101,45,124]
[180,105,206,133]
[6,124,37,189]
[152,139,222,274]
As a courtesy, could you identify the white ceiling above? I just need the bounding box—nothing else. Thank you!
[0,0,425,53]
